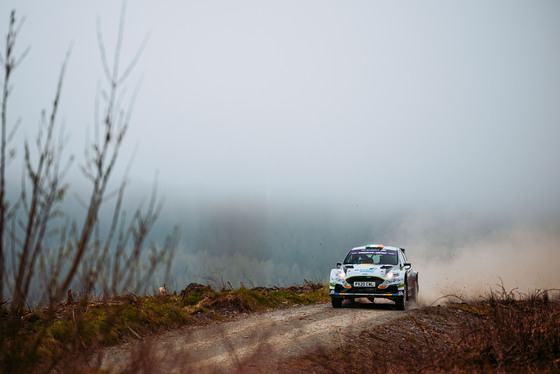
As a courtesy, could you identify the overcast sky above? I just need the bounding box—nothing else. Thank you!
[1,1,559,217]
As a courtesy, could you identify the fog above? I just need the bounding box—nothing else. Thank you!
[1,1,559,302]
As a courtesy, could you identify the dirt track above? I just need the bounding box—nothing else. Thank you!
[100,299,409,373]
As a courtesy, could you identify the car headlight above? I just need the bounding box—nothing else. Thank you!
[336,270,346,278]
[386,271,402,281]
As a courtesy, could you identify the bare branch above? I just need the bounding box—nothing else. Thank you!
[96,18,112,83]
[118,32,149,85]
[1,10,29,304]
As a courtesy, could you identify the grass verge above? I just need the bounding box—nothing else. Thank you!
[0,281,329,373]
[281,288,560,373]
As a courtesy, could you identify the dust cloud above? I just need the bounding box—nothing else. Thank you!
[394,214,560,304]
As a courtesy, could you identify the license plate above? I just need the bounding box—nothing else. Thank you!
[353,281,375,287]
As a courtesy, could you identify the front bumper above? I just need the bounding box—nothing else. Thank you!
[329,289,404,297]
[329,279,405,299]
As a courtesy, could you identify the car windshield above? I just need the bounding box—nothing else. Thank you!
[343,250,398,265]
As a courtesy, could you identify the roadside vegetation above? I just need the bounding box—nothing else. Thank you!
[0,281,329,372]
[3,275,558,373]
[284,286,560,374]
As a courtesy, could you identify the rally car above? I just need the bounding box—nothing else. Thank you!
[329,244,419,310]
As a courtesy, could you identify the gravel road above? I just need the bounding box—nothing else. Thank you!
[100,299,406,373]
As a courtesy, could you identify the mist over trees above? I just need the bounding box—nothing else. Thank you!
[155,197,436,287]
[147,187,560,293]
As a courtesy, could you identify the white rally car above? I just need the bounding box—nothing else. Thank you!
[329,244,419,310]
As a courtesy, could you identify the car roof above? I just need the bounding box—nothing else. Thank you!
[350,244,402,252]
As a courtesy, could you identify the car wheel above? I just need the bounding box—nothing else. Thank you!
[396,284,407,310]
[331,297,343,308]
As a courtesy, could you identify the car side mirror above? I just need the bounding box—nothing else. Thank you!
[403,263,411,270]
[337,262,342,268]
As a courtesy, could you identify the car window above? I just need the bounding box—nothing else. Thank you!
[398,251,404,265]
[343,250,398,265]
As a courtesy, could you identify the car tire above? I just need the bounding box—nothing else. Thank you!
[331,297,343,308]
[396,284,407,310]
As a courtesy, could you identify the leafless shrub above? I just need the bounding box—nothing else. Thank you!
[463,285,560,371]
[0,4,178,372]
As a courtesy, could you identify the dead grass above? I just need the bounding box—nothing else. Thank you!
[281,288,560,374]
[0,281,329,373]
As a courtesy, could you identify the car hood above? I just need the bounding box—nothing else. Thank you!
[343,264,396,277]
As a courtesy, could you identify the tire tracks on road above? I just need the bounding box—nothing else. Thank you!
[101,300,405,373]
